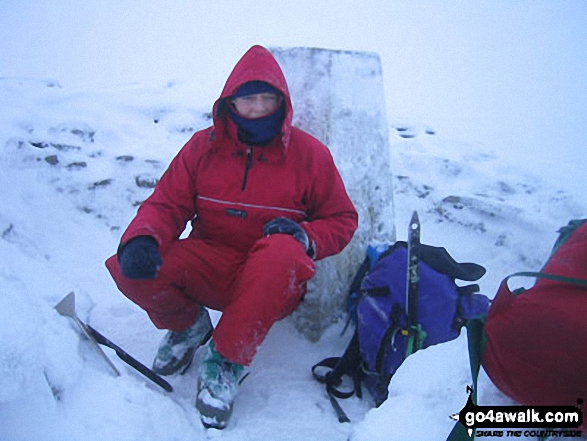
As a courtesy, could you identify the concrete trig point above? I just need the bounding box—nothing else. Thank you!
[270,47,396,341]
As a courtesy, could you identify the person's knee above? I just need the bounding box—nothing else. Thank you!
[247,234,316,284]
[253,233,308,259]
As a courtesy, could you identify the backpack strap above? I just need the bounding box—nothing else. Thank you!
[341,249,383,335]
[445,316,487,441]
[446,220,587,440]
[546,219,587,263]
[343,242,406,329]
[505,271,587,289]
[446,270,587,440]
[375,303,404,371]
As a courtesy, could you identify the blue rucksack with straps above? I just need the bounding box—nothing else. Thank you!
[312,240,490,422]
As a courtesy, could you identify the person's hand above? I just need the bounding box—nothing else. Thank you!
[263,217,309,252]
[118,236,163,279]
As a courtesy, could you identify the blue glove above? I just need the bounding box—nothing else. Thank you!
[263,217,310,252]
[118,236,163,279]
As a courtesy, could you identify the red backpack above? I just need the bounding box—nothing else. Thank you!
[483,219,587,426]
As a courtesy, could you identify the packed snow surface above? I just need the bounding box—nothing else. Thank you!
[1,1,586,440]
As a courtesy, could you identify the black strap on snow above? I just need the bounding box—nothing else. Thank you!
[311,358,357,400]
[313,301,406,423]
[312,364,354,424]
[312,331,363,423]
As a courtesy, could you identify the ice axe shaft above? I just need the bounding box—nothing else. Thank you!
[55,292,120,376]
[54,292,172,392]
[86,324,173,392]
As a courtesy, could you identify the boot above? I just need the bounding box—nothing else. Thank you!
[152,307,213,376]
[196,340,246,429]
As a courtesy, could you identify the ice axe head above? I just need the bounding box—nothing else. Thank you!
[54,291,121,377]
[54,291,76,318]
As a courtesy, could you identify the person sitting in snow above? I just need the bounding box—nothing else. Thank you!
[105,45,358,429]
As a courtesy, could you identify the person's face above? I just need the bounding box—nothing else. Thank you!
[232,93,282,119]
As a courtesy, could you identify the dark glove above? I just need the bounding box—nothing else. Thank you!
[263,217,310,252]
[118,236,163,280]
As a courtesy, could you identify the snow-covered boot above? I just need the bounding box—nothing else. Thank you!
[152,307,213,376]
[196,340,246,429]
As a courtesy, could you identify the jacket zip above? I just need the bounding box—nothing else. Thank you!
[241,145,253,191]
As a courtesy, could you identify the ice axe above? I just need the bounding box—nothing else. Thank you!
[54,292,173,392]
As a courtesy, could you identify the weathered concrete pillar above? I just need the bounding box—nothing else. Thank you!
[270,47,396,341]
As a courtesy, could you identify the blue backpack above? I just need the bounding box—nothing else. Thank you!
[312,240,490,422]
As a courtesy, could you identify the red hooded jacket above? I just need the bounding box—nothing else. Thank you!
[120,46,358,260]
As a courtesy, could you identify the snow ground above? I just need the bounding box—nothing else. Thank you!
[1,2,586,440]
[0,79,584,441]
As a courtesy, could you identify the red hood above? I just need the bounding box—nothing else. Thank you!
[212,45,293,148]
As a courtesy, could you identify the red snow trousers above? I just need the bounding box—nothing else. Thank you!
[105,234,316,365]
